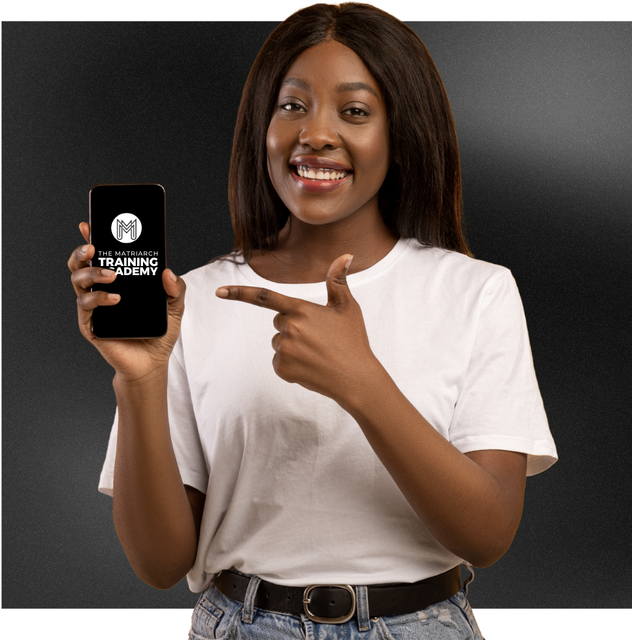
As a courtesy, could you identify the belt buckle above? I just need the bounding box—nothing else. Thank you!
[302,584,356,624]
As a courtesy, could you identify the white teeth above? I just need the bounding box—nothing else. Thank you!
[296,165,348,181]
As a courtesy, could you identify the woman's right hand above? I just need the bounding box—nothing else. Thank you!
[68,221,186,383]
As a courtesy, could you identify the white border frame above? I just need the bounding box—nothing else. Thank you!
[1,1,630,636]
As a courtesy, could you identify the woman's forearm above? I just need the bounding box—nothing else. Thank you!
[112,368,199,589]
[339,360,526,568]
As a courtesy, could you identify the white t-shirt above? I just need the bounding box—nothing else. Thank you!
[99,237,557,591]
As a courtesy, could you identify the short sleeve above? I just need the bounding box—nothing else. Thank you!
[98,337,209,496]
[449,270,557,476]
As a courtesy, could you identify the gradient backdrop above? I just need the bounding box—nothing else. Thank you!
[2,22,631,608]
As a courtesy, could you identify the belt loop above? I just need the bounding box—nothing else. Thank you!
[241,575,261,624]
[355,585,371,632]
[300,616,315,640]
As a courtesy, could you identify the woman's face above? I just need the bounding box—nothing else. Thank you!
[266,40,390,228]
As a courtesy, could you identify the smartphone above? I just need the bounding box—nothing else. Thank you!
[89,183,167,339]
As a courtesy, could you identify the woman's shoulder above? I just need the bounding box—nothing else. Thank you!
[397,240,522,319]
[176,255,254,328]
[402,239,512,287]
[180,254,249,291]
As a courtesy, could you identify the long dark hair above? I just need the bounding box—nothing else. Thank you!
[227,2,471,261]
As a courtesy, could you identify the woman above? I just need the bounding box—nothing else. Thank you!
[69,4,557,638]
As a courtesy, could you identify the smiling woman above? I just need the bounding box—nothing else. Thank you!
[68,3,557,639]
[228,2,469,267]
[268,41,389,212]
[260,39,395,282]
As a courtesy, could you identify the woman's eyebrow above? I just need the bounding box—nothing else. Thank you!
[280,77,379,100]
[281,77,310,91]
[337,82,379,99]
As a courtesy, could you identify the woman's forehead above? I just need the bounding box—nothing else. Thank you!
[280,41,382,100]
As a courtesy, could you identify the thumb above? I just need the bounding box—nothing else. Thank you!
[163,269,186,306]
[326,254,354,308]
[79,221,90,244]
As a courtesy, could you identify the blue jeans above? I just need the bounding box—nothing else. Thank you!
[188,570,485,639]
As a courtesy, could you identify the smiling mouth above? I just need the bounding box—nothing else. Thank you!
[295,165,349,181]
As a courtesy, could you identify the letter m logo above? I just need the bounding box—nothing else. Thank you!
[117,219,137,241]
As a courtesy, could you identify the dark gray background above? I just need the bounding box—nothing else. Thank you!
[3,22,631,608]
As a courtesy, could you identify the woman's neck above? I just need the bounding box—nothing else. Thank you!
[248,209,399,284]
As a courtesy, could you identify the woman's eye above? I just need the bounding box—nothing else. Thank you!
[280,102,304,112]
[343,107,369,117]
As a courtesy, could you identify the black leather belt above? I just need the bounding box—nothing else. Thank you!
[215,566,461,624]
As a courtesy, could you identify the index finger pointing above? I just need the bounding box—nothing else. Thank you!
[215,286,296,313]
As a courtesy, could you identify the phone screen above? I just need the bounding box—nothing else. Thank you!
[89,184,167,339]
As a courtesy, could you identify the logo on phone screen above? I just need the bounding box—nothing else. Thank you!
[111,213,142,243]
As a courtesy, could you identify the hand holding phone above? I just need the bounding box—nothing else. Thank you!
[68,186,186,382]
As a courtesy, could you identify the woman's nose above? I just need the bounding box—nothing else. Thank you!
[298,111,340,150]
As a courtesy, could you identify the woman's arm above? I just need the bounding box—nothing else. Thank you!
[340,362,527,567]
[217,254,527,568]
[70,222,203,588]
[112,371,205,589]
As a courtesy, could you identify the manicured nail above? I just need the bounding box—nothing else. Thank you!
[215,288,229,298]
[108,294,120,301]
[101,269,115,277]
[344,255,354,274]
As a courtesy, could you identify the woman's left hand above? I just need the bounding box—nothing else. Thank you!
[215,254,380,405]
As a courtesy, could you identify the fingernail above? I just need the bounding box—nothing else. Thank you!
[215,288,229,298]
[101,269,115,277]
[169,270,177,283]
[344,255,354,274]
[80,245,89,256]
[108,294,120,301]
